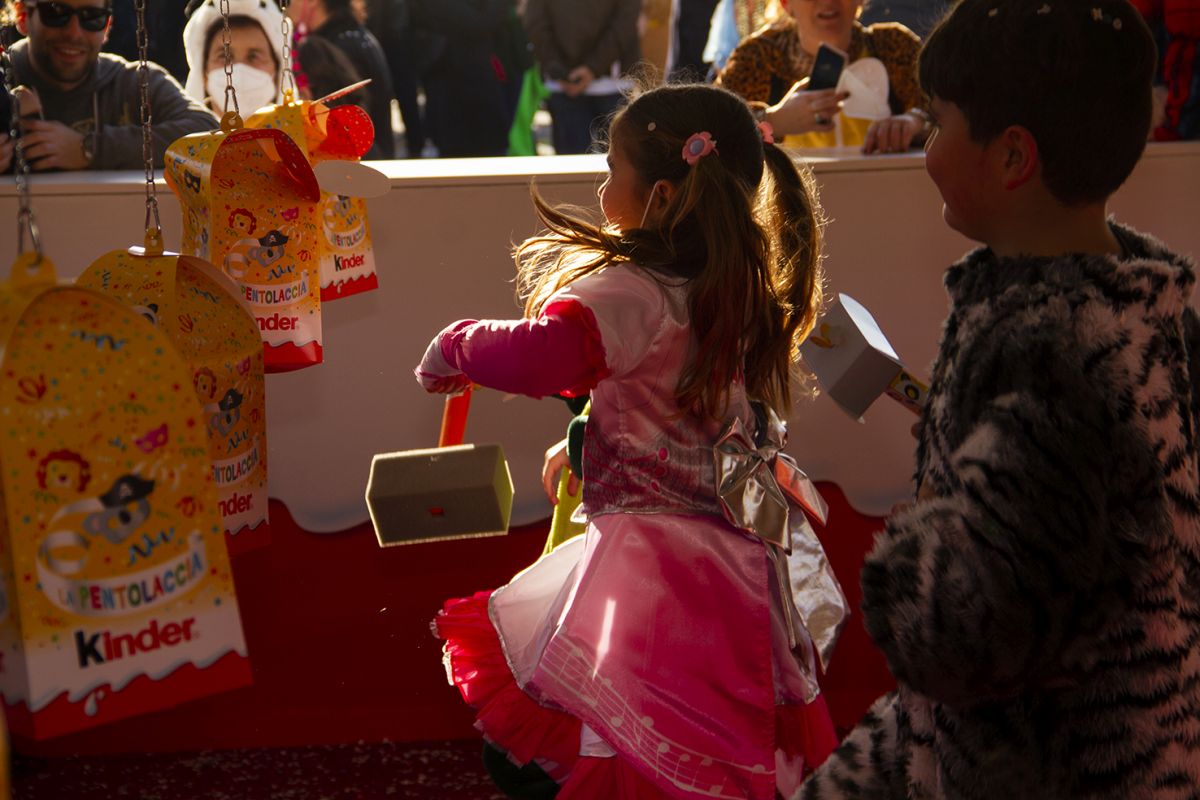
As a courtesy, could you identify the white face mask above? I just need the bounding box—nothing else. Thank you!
[206,63,278,114]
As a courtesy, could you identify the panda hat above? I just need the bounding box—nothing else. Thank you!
[183,0,287,108]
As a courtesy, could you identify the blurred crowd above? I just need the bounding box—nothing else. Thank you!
[0,0,1197,170]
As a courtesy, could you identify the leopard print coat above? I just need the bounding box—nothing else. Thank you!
[801,224,1200,799]
[715,18,923,113]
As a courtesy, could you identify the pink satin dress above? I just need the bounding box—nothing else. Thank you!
[432,264,843,799]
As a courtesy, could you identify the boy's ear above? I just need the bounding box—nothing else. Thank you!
[998,125,1039,192]
[15,1,29,35]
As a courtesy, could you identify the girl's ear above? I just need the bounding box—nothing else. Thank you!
[652,178,677,210]
[998,125,1039,192]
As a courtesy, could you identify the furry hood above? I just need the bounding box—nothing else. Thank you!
[944,221,1196,320]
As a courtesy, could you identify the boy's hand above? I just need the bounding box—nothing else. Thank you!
[541,437,579,503]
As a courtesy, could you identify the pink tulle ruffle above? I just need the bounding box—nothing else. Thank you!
[435,591,581,780]
[435,590,839,798]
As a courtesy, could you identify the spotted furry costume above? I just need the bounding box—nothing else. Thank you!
[802,223,1200,800]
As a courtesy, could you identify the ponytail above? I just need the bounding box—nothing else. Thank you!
[748,142,825,413]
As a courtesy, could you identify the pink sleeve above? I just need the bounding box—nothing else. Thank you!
[438,299,611,398]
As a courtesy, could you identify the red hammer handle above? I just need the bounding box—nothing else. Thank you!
[438,386,473,447]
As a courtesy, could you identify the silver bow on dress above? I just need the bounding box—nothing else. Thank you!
[713,408,849,671]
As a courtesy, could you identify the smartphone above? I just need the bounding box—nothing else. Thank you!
[807,43,848,91]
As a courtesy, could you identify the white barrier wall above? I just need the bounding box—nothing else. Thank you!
[3,142,1198,531]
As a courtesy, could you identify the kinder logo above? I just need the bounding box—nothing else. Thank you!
[219,490,254,517]
[333,253,365,272]
[75,617,196,669]
[256,313,298,331]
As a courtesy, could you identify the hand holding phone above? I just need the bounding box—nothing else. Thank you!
[807,43,848,92]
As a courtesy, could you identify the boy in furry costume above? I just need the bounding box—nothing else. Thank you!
[800,0,1200,797]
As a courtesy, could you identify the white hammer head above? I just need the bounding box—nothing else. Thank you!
[800,294,926,420]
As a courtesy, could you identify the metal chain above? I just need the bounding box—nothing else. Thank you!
[135,0,162,250]
[219,0,239,116]
[1,41,41,259]
[279,0,297,101]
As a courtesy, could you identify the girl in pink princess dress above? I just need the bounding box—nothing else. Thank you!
[415,83,848,800]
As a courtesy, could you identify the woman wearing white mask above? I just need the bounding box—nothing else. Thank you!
[183,0,285,116]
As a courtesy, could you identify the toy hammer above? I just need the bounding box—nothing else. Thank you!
[799,294,929,420]
[365,387,514,546]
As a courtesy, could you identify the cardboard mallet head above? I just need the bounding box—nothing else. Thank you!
[365,388,514,546]
[799,294,928,420]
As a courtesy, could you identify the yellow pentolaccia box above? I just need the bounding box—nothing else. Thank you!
[0,254,251,740]
[164,120,323,373]
[77,248,269,547]
[247,99,379,301]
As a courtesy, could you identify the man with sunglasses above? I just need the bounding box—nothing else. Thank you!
[0,0,216,173]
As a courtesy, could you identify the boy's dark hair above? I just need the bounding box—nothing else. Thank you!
[919,0,1157,206]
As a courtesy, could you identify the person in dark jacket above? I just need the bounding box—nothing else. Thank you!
[522,0,640,154]
[410,0,521,158]
[288,0,395,158]
[1,0,217,172]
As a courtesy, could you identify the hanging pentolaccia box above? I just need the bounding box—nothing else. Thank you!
[246,94,386,300]
[164,115,323,372]
[77,239,269,553]
[0,254,251,741]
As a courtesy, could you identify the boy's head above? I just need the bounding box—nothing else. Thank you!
[919,0,1156,207]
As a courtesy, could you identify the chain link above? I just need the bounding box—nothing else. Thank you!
[219,0,239,116]
[279,0,297,101]
[134,0,161,247]
[1,39,41,259]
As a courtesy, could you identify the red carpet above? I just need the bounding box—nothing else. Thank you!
[7,486,895,794]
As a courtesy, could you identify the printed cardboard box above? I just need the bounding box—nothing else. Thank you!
[164,122,323,373]
[0,254,251,740]
[77,247,269,551]
[247,99,380,301]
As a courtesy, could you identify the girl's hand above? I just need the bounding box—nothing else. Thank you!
[414,333,469,393]
[764,78,847,136]
[542,437,579,503]
[862,112,924,154]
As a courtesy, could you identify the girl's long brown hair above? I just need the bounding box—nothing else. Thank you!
[517,84,824,419]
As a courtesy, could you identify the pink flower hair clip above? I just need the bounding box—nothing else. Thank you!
[758,121,775,145]
[682,132,718,165]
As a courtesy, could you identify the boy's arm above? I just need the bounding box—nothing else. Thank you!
[860,322,1160,707]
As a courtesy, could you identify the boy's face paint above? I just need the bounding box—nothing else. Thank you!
[598,136,652,233]
[924,98,1000,244]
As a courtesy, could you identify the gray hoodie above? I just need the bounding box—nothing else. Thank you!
[9,39,218,170]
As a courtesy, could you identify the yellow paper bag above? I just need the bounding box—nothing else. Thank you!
[164,123,323,373]
[0,254,251,740]
[247,100,379,301]
[77,249,269,550]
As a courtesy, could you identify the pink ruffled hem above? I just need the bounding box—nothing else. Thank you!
[434,590,839,797]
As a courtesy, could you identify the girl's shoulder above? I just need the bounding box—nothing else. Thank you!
[552,263,680,319]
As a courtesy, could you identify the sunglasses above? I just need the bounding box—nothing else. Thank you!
[29,1,112,32]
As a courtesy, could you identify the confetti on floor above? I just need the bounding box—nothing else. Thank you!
[12,738,506,800]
